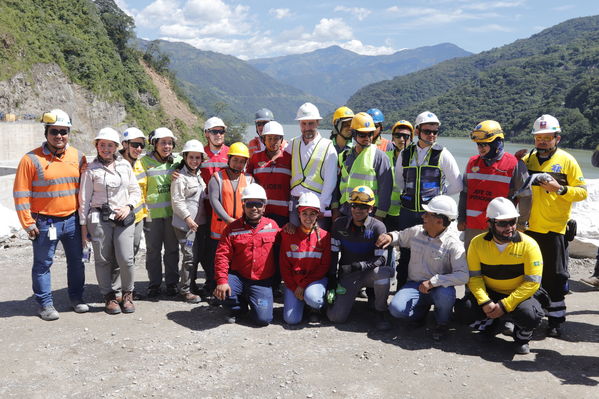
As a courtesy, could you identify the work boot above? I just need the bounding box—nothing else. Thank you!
[375,311,391,331]
[502,321,515,336]
[165,284,178,297]
[147,286,160,301]
[581,275,599,288]
[71,299,89,314]
[515,342,530,355]
[121,291,135,314]
[432,324,449,341]
[104,293,121,315]
[307,308,321,324]
[39,305,59,321]
[182,292,201,304]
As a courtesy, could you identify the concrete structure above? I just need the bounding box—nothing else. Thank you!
[0,121,40,161]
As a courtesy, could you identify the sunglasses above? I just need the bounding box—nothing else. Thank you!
[129,142,145,149]
[421,129,439,136]
[476,142,490,147]
[392,133,411,140]
[244,201,265,209]
[48,129,69,136]
[208,129,226,135]
[351,203,371,210]
[494,219,517,227]
[534,135,556,142]
[355,131,374,139]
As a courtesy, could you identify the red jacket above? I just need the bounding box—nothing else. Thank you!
[247,150,292,217]
[465,153,518,229]
[279,228,331,292]
[200,145,229,186]
[214,217,280,284]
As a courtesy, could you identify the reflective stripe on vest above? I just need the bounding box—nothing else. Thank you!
[210,171,248,239]
[253,167,292,176]
[141,153,179,219]
[290,137,331,194]
[386,148,401,216]
[400,144,442,212]
[465,154,517,230]
[285,251,323,259]
[339,145,378,205]
[26,150,81,201]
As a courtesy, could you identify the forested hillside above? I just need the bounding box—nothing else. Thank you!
[348,16,599,149]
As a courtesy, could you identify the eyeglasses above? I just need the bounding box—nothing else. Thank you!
[420,129,439,136]
[494,219,517,228]
[244,201,265,209]
[48,129,69,136]
[208,129,226,135]
[392,133,411,140]
[129,142,145,149]
[351,203,371,210]
[255,121,268,127]
[534,135,556,142]
[354,131,374,139]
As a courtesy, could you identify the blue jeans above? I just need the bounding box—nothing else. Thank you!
[283,277,327,325]
[31,213,85,307]
[389,281,456,325]
[225,274,273,326]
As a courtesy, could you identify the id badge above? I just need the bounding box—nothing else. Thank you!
[91,212,100,224]
[48,225,57,241]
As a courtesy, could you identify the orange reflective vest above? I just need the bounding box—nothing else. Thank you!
[210,170,249,239]
[13,144,86,231]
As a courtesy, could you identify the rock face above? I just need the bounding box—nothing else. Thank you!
[0,63,126,153]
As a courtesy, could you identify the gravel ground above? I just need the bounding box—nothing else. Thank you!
[1,235,598,398]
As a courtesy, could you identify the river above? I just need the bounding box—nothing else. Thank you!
[245,124,599,179]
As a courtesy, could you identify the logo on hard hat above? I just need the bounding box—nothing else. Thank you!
[427,113,433,117]
[365,122,370,127]
[290,244,299,251]
[124,132,129,137]
[540,121,547,129]
[475,124,482,130]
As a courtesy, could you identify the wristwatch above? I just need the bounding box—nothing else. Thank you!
[557,185,567,195]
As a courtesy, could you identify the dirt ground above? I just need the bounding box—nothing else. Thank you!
[1,234,598,399]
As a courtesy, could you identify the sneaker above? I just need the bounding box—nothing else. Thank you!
[147,287,161,300]
[432,324,449,341]
[547,326,561,338]
[357,288,368,298]
[121,291,135,314]
[502,321,515,336]
[515,342,530,355]
[71,299,89,314]
[104,293,121,315]
[165,285,178,297]
[581,276,599,288]
[39,305,59,321]
[182,292,201,304]
[308,308,321,324]
[225,313,237,324]
[375,311,391,331]
[198,286,214,302]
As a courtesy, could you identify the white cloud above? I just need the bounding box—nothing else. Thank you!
[269,8,291,19]
[340,40,396,55]
[159,24,199,39]
[312,18,353,41]
[334,6,371,21]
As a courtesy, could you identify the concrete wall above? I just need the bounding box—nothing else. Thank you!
[0,121,41,161]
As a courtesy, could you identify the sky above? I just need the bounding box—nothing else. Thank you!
[117,0,599,60]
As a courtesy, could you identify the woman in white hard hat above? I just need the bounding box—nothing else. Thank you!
[279,192,331,325]
[171,140,208,304]
[79,128,141,314]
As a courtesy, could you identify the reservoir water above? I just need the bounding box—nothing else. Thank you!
[246,124,599,179]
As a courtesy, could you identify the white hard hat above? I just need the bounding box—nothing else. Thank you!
[205,116,227,131]
[241,183,267,201]
[295,102,322,121]
[94,127,120,145]
[121,127,146,143]
[532,114,561,135]
[181,139,206,156]
[486,197,520,220]
[422,195,457,220]
[41,109,72,128]
[415,111,441,128]
[262,121,284,136]
[150,127,176,143]
[296,192,320,210]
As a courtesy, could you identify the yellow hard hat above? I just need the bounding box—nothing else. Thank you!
[228,142,250,158]
[470,120,504,143]
[349,185,375,206]
[392,120,414,136]
[350,112,376,132]
[332,106,354,125]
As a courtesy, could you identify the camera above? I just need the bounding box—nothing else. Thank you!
[101,203,112,222]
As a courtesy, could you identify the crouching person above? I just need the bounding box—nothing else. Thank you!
[280,192,331,325]
[377,195,468,340]
[326,186,393,331]
[213,183,279,326]
[455,197,544,354]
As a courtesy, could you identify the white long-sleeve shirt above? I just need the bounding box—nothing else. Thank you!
[286,131,338,215]
[389,225,468,287]
[394,141,463,196]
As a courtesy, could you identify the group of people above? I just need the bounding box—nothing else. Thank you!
[13,103,593,355]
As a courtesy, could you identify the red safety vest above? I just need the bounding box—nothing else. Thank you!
[465,153,518,229]
[248,150,291,217]
[210,170,249,239]
[200,145,229,186]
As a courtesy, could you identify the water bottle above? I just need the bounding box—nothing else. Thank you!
[82,245,91,263]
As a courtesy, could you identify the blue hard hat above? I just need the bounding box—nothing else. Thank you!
[366,108,384,123]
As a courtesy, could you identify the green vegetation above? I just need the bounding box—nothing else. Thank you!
[0,0,202,137]
[348,16,599,149]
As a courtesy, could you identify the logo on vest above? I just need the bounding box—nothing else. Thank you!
[551,164,562,173]
[290,244,299,251]
[258,161,267,167]
[471,166,480,173]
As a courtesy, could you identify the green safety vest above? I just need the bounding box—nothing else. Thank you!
[386,148,401,217]
[338,145,378,206]
[290,137,332,194]
[140,153,182,219]
[400,143,443,212]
